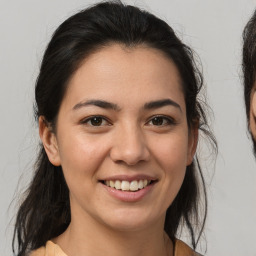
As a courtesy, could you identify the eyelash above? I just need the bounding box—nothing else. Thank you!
[146,115,176,127]
[80,115,176,127]
[81,116,111,127]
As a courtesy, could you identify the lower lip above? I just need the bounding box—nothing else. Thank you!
[101,182,155,202]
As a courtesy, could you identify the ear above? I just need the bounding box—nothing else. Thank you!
[186,123,199,166]
[250,90,256,140]
[39,116,61,166]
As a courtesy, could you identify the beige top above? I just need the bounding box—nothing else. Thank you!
[30,239,200,256]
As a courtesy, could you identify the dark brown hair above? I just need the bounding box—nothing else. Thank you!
[243,9,256,154]
[13,1,217,255]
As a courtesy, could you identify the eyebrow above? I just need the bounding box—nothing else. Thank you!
[72,98,181,112]
[144,99,181,111]
[73,99,120,111]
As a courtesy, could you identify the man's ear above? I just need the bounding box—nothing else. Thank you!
[39,116,61,166]
[250,91,256,140]
[186,122,199,166]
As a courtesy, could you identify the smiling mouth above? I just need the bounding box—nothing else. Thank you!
[102,179,154,192]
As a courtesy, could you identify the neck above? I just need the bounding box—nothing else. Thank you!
[53,211,173,256]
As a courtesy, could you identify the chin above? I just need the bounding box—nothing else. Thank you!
[100,208,161,232]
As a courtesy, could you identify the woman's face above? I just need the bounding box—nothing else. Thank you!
[40,44,197,232]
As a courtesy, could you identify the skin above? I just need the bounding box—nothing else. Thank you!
[39,44,198,256]
[250,88,256,139]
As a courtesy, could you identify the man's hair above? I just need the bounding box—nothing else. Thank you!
[242,9,256,154]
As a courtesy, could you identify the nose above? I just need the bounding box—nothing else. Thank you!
[109,125,150,165]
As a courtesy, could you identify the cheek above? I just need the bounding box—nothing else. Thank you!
[151,134,188,198]
[250,91,256,138]
[57,135,110,210]
[57,134,109,183]
[152,134,189,170]
[251,91,256,116]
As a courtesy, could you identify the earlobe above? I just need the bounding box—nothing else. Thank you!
[186,126,199,166]
[39,116,61,166]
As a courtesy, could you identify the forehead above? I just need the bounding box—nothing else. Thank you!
[63,43,184,108]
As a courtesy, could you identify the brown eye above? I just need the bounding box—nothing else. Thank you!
[152,117,165,126]
[82,116,110,126]
[90,117,103,126]
[147,115,175,126]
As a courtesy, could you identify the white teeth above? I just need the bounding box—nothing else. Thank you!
[129,181,138,191]
[114,180,121,190]
[110,180,115,188]
[105,179,152,191]
[121,181,130,191]
[138,180,144,189]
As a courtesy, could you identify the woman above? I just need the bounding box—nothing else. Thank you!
[12,1,216,256]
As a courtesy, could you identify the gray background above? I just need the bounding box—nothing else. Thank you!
[1,0,256,255]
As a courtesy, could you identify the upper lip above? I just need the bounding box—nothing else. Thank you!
[100,174,158,182]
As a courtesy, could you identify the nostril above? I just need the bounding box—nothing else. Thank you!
[112,157,146,166]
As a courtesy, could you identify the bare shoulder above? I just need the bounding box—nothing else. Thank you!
[29,246,45,256]
[174,239,203,256]
[29,241,68,256]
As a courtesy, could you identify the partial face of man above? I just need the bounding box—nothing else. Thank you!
[249,88,256,155]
